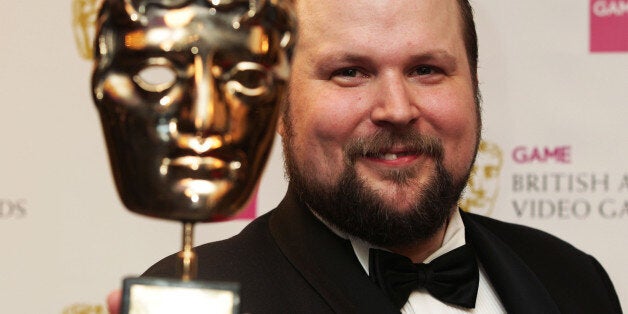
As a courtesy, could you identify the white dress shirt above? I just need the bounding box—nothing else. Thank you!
[321,210,506,313]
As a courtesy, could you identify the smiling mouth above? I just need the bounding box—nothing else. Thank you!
[360,152,422,169]
[365,151,419,161]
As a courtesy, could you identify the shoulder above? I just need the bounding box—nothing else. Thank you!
[143,212,278,280]
[464,211,599,272]
[142,210,335,313]
[464,212,583,256]
[464,212,622,313]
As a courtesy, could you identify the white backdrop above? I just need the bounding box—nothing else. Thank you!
[0,1,625,313]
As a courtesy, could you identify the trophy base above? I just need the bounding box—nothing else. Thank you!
[121,277,240,314]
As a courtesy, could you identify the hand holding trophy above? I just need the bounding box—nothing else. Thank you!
[90,0,295,312]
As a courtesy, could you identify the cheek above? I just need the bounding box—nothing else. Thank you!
[423,84,476,131]
[288,84,367,182]
[420,87,478,172]
[312,88,368,138]
[311,108,357,142]
[297,104,350,165]
[292,79,365,143]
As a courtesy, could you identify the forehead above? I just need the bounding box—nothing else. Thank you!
[296,0,462,31]
[295,0,465,61]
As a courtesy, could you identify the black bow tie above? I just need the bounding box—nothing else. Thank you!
[369,244,479,309]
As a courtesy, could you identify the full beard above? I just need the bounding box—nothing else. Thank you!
[283,127,471,248]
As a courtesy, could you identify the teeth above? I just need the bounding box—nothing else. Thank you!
[382,153,399,160]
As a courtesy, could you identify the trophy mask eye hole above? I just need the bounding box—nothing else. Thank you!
[134,64,177,93]
[224,61,272,97]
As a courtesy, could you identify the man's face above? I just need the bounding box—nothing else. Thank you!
[280,0,479,246]
[92,1,292,221]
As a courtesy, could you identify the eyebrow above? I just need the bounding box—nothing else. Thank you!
[406,49,459,71]
[313,49,459,72]
[313,53,373,68]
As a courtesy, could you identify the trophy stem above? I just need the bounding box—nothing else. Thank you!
[178,222,197,281]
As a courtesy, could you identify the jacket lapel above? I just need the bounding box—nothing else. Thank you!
[461,211,560,314]
[269,187,399,314]
[267,190,562,313]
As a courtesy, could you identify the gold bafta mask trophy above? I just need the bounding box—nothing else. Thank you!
[90,0,295,312]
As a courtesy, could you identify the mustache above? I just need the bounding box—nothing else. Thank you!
[343,129,444,165]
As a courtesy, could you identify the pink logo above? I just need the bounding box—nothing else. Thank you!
[213,189,258,221]
[512,146,572,164]
[590,0,628,52]
[233,193,258,220]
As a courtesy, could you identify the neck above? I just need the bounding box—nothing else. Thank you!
[387,212,453,263]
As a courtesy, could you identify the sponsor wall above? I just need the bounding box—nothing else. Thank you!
[0,0,625,312]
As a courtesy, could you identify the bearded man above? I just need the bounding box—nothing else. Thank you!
[108,0,622,313]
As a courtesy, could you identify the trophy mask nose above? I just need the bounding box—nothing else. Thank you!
[191,54,227,136]
[173,54,230,153]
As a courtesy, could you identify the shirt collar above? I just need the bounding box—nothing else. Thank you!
[313,209,466,275]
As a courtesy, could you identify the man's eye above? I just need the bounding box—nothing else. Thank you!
[409,65,446,84]
[340,68,358,77]
[414,65,436,76]
[329,67,369,87]
[332,68,364,78]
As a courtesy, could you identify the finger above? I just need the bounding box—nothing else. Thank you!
[107,289,122,314]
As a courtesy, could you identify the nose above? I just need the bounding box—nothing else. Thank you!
[370,73,419,128]
[179,54,228,138]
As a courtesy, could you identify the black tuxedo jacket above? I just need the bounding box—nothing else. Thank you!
[144,189,622,313]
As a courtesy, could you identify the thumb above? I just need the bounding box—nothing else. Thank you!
[107,289,122,314]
